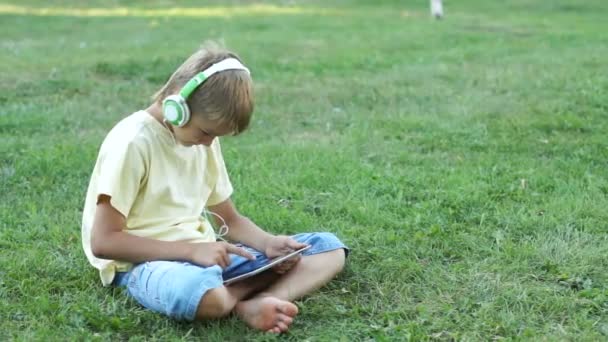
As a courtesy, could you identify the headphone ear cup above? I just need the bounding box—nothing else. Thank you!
[162,95,190,127]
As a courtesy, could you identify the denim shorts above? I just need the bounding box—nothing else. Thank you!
[112,232,348,321]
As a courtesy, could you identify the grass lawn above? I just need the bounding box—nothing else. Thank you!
[1,0,607,340]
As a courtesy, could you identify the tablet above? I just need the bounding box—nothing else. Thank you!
[223,245,312,285]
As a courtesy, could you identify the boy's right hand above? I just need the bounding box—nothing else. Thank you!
[188,241,255,269]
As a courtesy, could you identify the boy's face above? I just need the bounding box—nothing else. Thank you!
[173,114,232,147]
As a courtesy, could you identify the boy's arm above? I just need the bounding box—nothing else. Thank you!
[208,198,273,251]
[208,199,307,257]
[91,195,252,268]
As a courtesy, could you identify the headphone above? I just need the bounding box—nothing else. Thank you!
[162,58,250,127]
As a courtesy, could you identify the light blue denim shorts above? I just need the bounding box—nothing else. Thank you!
[113,232,348,321]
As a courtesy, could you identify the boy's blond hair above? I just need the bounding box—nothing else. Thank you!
[153,42,253,135]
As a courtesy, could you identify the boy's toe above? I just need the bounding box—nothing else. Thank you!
[267,327,281,334]
[278,313,293,325]
[277,321,289,332]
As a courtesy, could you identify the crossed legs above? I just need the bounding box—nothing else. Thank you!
[195,249,346,333]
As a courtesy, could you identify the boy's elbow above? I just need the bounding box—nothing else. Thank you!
[90,229,112,259]
[90,237,106,259]
[90,245,103,260]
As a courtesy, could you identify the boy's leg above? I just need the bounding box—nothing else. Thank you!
[196,267,299,333]
[199,232,347,332]
[244,248,345,301]
[200,285,299,333]
[118,240,344,334]
[121,259,293,332]
[120,261,232,321]
[226,268,280,300]
[235,250,345,333]
[234,233,347,333]
[196,269,279,318]
[198,251,305,332]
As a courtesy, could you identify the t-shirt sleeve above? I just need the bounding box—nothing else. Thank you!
[96,141,146,218]
[206,139,234,206]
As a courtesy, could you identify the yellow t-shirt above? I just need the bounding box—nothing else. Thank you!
[81,110,233,286]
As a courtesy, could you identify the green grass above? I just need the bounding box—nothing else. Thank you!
[1,0,608,340]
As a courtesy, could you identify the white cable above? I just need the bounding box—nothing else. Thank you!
[202,209,230,241]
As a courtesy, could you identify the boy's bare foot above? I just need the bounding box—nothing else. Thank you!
[234,296,298,333]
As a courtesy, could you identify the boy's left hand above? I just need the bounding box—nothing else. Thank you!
[264,235,308,274]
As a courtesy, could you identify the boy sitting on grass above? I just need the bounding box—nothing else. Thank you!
[81,42,347,334]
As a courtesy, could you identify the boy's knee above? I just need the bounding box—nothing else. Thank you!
[195,286,235,319]
[331,248,346,273]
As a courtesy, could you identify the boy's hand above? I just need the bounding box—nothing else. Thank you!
[264,236,309,274]
[189,241,254,269]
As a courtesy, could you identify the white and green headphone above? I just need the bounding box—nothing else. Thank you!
[162,58,250,127]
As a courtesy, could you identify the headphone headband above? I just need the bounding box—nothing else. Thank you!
[179,58,250,99]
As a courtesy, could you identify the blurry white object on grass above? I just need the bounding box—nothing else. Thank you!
[431,0,444,19]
